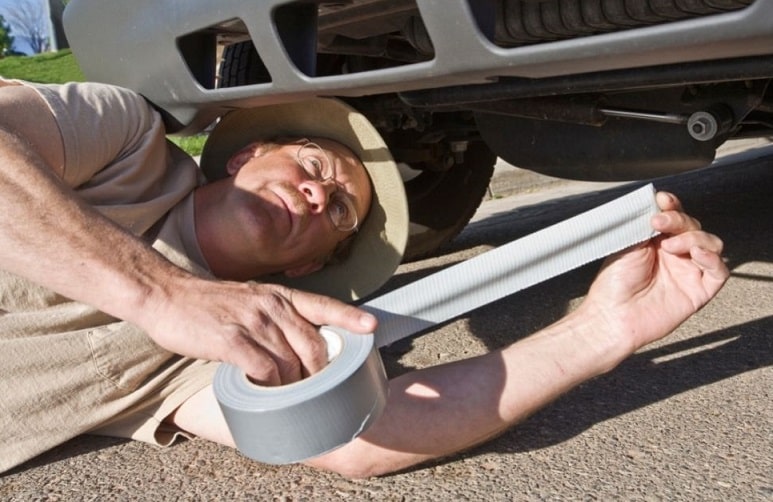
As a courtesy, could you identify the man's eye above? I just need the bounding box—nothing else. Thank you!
[302,157,323,177]
[330,199,349,219]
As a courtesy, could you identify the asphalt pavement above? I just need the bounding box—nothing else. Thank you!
[1,142,771,501]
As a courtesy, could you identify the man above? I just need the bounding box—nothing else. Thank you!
[0,78,408,470]
[0,79,728,477]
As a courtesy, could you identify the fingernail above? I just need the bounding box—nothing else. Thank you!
[652,214,668,226]
[360,313,377,327]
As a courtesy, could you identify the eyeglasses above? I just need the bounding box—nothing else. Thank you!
[295,141,359,232]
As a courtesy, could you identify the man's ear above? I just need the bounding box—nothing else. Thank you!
[283,261,324,278]
[226,141,270,175]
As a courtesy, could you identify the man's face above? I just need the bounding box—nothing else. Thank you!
[203,137,372,280]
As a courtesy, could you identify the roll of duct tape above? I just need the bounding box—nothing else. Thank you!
[215,184,660,464]
[214,327,388,464]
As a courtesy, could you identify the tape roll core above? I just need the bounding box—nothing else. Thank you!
[320,327,344,361]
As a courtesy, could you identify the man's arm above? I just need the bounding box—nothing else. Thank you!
[0,85,377,384]
[169,192,728,479]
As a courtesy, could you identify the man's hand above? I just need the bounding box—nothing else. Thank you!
[581,191,729,353]
[141,277,378,385]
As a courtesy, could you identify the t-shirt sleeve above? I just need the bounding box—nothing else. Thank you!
[29,82,164,188]
[24,81,199,236]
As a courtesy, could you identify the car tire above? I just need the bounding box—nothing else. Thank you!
[401,141,496,261]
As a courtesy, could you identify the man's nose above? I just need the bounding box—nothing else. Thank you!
[299,179,336,214]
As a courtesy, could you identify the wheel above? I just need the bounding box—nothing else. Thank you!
[401,141,496,261]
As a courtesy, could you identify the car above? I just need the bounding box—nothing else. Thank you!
[63,0,773,260]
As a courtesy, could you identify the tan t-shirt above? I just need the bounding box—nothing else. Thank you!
[0,79,219,473]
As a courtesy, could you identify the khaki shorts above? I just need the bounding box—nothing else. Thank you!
[0,301,217,473]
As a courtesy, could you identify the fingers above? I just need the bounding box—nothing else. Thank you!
[651,190,724,255]
[222,327,284,386]
[652,210,702,234]
[228,285,378,386]
[650,192,729,298]
[660,231,728,292]
[690,245,730,294]
[655,190,683,212]
[659,225,723,256]
[651,189,728,288]
[290,288,378,334]
[243,286,330,384]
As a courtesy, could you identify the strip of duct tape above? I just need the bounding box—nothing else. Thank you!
[214,183,660,464]
[366,183,660,348]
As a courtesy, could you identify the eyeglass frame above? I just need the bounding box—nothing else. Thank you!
[294,139,360,233]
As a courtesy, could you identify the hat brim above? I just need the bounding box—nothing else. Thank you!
[199,98,409,301]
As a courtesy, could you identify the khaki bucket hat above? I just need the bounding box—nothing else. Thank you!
[199,98,409,301]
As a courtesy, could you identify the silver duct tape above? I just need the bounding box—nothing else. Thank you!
[214,327,389,464]
[215,183,659,464]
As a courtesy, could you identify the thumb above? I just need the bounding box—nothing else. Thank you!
[290,289,378,334]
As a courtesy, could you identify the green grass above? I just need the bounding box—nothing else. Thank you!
[169,134,208,157]
[0,49,206,156]
[0,49,85,83]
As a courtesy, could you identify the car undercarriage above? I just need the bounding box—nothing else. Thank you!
[65,0,773,258]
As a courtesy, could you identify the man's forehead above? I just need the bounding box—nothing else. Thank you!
[308,136,359,159]
[310,138,367,177]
